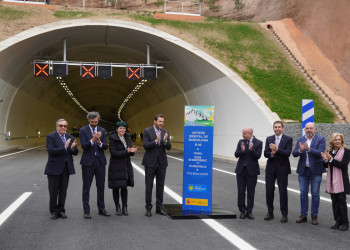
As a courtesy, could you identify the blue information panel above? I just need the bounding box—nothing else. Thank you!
[182,106,214,214]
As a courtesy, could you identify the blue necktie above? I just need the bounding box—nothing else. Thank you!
[61,134,66,145]
[93,128,99,157]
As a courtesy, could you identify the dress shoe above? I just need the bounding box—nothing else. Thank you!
[116,205,122,216]
[145,209,152,217]
[246,212,254,220]
[331,221,341,229]
[311,215,318,225]
[280,216,288,223]
[84,213,91,219]
[122,205,128,216]
[99,210,111,217]
[296,214,307,223]
[58,211,67,219]
[156,209,167,216]
[339,224,349,231]
[239,212,246,219]
[51,213,58,220]
[264,213,274,221]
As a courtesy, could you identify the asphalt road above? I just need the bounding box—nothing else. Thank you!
[0,146,349,250]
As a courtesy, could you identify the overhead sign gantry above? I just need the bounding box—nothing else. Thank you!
[33,41,161,80]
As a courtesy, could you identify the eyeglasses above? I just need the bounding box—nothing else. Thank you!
[58,124,67,128]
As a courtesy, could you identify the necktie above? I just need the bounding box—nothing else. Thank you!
[93,128,99,157]
[61,134,66,145]
[156,130,160,145]
[276,137,280,147]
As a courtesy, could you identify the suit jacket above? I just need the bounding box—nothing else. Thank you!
[264,134,293,175]
[79,125,108,166]
[142,126,171,168]
[292,134,326,175]
[234,136,262,176]
[44,132,79,175]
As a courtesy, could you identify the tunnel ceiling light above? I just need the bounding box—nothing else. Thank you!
[55,78,112,124]
[118,79,148,120]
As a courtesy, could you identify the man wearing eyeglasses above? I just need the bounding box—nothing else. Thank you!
[79,111,110,219]
[45,119,79,219]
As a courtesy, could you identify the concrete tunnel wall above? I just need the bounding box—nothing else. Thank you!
[0,19,279,158]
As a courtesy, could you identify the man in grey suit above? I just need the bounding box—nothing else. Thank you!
[142,114,171,217]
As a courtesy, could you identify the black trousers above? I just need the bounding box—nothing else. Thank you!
[145,160,166,210]
[82,157,105,213]
[331,192,349,225]
[47,164,70,215]
[265,173,288,216]
[112,188,128,206]
[236,167,257,213]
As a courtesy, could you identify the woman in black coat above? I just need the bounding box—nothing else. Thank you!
[321,133,350,231]
[108,121,138,216]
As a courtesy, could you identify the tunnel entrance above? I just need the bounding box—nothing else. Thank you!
[0,19,277,158]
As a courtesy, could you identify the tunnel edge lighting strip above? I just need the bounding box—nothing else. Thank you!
[118,79,148,121]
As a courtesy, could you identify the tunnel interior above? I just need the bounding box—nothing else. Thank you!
[0,20,276,158]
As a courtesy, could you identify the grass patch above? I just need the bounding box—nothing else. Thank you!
[54,11,94,18]
[128,14,335,122]
[0,5,30,20]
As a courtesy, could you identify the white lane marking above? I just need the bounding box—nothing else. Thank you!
[168,155,349,207]
[132,162,256,250]
[0,145,45,159]
[0,192,32,227]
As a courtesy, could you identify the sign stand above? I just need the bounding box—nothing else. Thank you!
[164,106,236,219]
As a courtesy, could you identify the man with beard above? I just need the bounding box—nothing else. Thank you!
[293,122,326,225]
[142,114,171,217]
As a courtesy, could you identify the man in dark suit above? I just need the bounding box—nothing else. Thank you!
[293,122,326,225]
[234,127,262,219]
[142,114,171,217]
[264,121,293,223]
[79,111,110,219]
[45,119,78,219]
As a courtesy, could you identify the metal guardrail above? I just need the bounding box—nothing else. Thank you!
[164,1,201,16]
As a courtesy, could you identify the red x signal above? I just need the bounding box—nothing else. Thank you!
[127,67,141,80]
[81,65,95,78]
[35,63,49,77]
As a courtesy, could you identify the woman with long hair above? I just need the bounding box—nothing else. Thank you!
[321,133,350,231]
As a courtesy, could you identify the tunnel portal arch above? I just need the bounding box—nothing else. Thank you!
[0,19,278,158]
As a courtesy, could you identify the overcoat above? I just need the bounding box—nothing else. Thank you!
[108,132,135,189]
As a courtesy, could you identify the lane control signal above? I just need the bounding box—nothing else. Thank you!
[127,67,141,80]
[34,63,50,77]
[81,65,96,78]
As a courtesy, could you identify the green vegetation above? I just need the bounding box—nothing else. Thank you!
[0,5,30,20]
[234,0,245,11]
[54,11,94,18]
[129,15,334,122]
[154,0,164,7]
[208,0,221,12]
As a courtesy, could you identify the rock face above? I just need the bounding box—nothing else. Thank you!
[202,0,350,84]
